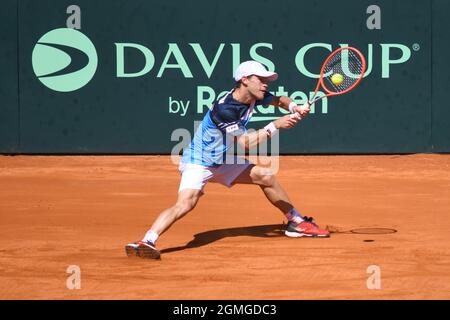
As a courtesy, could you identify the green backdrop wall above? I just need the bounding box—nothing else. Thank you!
[0,0,19,153]
[432,0,450,152]
[0,0,449,154]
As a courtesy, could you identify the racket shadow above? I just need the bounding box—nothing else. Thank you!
[326,225,398,235]
[160,223,285,254]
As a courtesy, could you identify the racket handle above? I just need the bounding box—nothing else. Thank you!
[310,96,325,104]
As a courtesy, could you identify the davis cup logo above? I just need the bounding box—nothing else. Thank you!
[32,28,98,92]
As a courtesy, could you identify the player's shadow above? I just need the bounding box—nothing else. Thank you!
[160,223,285,254]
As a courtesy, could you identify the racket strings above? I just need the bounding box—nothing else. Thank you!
[322,49,364,93]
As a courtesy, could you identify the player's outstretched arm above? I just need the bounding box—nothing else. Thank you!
[236,114,301,151]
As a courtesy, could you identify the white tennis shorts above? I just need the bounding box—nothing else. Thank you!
[178,160,252,192]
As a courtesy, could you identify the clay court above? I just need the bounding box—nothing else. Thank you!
[1,154,449,299]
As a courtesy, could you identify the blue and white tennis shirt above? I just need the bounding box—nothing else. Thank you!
[181,90,274,167]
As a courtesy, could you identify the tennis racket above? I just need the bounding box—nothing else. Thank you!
[292,46,367,118]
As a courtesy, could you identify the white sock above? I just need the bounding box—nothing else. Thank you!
[285,208,304,224]
[142,230,159,244]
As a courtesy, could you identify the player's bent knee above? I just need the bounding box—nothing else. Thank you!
[260,173,275,187]
[252,167,275,186]
[177,189,201,204]
[174,193,200,217]
[174,201,194,216]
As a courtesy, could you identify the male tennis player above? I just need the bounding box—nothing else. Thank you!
[126,61,330,259]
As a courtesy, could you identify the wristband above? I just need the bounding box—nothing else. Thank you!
[288,102,297,114]
[264,122,278,137]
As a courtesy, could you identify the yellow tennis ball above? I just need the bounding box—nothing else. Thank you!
[331,73,344,85]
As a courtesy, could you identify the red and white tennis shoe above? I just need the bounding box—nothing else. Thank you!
[285,216,330,238]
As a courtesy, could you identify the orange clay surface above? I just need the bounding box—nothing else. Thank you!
[1,154,450,300]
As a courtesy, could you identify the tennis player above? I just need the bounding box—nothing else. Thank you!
[126,61,330,259]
